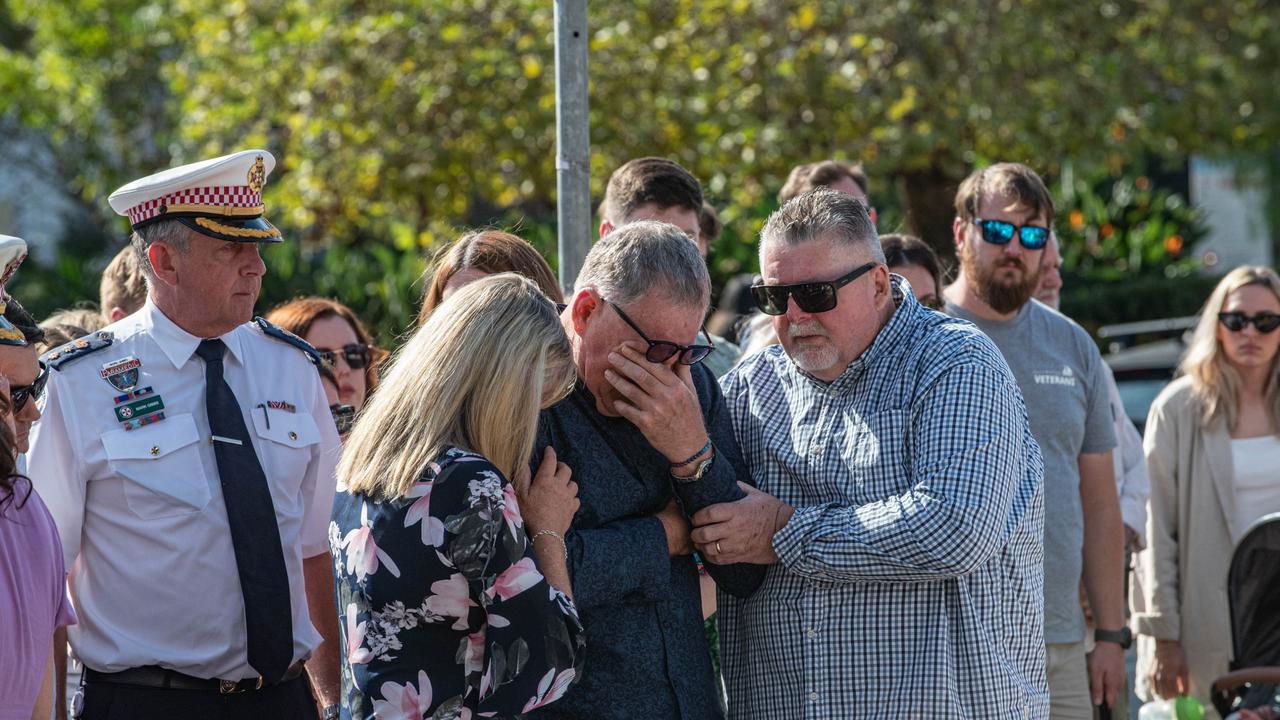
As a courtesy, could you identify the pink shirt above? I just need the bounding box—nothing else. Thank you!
[0,479,76,720]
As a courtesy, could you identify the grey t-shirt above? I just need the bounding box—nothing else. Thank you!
[947,299,1117,643]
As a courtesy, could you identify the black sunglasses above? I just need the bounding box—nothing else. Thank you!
[751,262,877,316]
[317,343,371,370]
[973,218,1050,250]
[604,300,713,365]
[1218,312,1280,334]
[10,362,49,412]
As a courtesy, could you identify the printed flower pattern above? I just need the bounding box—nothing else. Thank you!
[331,446,585,719]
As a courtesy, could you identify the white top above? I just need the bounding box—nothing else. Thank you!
[1230,434,1280,543]
[28,300,341,679]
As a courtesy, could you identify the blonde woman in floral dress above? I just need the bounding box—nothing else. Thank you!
[331,274,585,719]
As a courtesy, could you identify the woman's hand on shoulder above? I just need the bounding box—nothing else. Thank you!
[517,447,578,536]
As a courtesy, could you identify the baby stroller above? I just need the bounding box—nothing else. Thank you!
[1212,512,1280,718]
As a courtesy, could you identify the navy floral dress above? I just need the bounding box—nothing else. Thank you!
[331,446,586,720]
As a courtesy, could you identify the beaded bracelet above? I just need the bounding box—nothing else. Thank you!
[670,438,712,468]
[530,529,568,561]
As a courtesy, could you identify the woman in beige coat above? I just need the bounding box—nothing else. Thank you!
[1133,266,1280,715]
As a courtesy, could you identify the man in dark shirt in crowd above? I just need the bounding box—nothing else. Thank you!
[532,218,765,719]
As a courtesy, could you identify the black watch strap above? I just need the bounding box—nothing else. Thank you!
[1094,627,1132,649]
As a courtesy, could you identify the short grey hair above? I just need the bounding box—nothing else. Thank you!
[760,188,884,263]
[574,220,710,308]
[129,219,191,280]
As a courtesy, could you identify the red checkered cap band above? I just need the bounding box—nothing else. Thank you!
[126,186,264,226]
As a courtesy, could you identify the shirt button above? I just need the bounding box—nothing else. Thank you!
[809,443,823,455]
[150,446,160,456]
[806,628,817,639]
[288,431,298,441]
[809,691,819,702]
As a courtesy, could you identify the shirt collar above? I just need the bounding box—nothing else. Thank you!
[791,274,919,394]
[143,298,247,369]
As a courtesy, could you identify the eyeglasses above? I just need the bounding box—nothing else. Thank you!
[973,218,1050,250]
[1218,312,1280,334]
[751,262,877,316]
[316,343,372,370]
[10,362,49,412]
[604,299,714,365]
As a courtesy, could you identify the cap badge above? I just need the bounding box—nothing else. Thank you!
[247,155,266,193]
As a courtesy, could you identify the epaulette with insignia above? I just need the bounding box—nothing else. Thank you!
[253,317,321,366]
[42,330,115,371]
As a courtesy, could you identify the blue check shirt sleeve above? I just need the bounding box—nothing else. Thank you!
[772,351,1043,583]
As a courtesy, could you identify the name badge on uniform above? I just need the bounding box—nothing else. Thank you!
[115,395,165,423]
[100,356,142,391]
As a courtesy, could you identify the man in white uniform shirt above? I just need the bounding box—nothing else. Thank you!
[29,150,342,720]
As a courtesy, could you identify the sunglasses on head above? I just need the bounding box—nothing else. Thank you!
[1218,312,1280,334]
[604,299,713,366]
[316,343,371,370]
[751,262,877,316]
[9,362,49,412]
[973,218,1050,250]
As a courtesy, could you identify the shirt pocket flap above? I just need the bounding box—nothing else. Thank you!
[102,412,201,460]
[101,413,211,512]
[251,407,321,449]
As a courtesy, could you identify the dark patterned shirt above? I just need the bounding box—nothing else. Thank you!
[332,447,586,720]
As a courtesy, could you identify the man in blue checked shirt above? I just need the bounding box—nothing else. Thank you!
[692,188,1050,719]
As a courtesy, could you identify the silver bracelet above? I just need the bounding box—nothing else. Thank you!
[530,529,568,561]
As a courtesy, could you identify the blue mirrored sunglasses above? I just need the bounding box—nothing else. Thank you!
[974,218,1049,250]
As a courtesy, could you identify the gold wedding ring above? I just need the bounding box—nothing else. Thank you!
[715,541,723,555]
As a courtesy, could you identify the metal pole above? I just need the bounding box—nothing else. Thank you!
[554,0,591,294]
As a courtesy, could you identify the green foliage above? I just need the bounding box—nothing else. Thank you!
[259,239,427,346]
[1,0,1277,340]
[1059,271,1220,334]
[1057,169,1206,277]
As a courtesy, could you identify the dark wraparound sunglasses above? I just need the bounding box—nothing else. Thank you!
[1218,312,1280,333]
[751,262,877,316]
[10,361,49,412]
[973,218,1050,250]
[605,299,714,365]
[317,343,372,370]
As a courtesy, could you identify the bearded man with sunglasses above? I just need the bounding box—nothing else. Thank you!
[943,163,1126,719]
[528,220,766,720]
[692,188,1048,718]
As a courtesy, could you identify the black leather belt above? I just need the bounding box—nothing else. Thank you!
[84,661,306,695]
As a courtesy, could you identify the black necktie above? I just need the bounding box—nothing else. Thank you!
[196,338,293,683]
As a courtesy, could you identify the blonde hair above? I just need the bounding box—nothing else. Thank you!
[100,245,149,317]
[339,273,575,499]
[1180,265,1280,430]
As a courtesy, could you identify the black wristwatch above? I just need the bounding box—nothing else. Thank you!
[1094,627,1132,649]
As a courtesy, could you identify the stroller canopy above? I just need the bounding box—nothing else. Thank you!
[1229,512,1280,669]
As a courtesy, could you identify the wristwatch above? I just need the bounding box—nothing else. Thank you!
[322,704,340,720]
[1094,627,1132,649]
[672,454,714,484]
